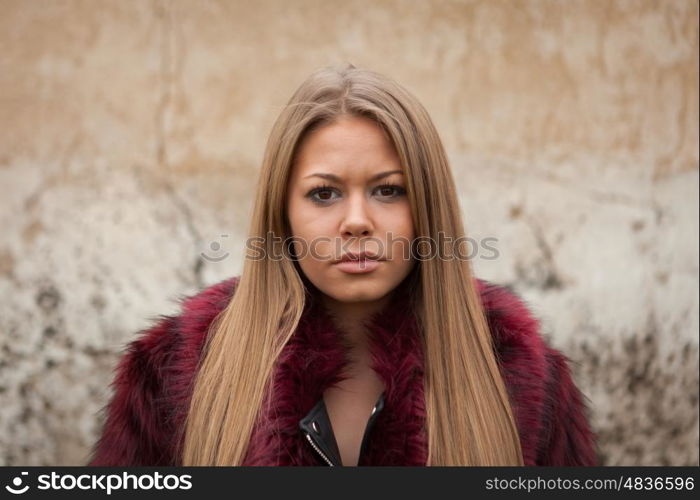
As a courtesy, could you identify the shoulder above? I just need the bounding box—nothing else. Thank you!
[89,276,240,465]
[475,278,548,367]
[474,278,549,412]
[474,277,579,395]
[474,278,598,465]
[172,275,240,348]
[113,276,241,407]
[132,276,240,359]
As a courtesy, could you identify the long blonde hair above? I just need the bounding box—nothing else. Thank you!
[182,64,523,465]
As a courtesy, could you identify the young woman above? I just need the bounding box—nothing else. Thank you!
[88,64,597,466]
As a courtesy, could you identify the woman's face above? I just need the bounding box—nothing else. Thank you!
[286,115,416,305]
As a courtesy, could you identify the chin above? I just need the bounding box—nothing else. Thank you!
[322,280,392,304]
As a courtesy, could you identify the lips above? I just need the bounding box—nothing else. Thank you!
[337,251,383,263]
[333,256,382,274]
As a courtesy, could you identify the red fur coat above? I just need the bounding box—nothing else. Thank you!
[88,276,598,466]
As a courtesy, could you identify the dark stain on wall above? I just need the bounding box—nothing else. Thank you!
[36,285,61,313]
[566,328,699,466]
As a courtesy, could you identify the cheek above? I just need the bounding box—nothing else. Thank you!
[288,199,333,236]
[383,202,414,238]
[386,204,415,265]
[286,196,304,233]
[288,204,313,247]
[287,202,333,264]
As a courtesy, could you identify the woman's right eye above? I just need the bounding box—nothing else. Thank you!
[306,186,336,205]
[306,185,340,204]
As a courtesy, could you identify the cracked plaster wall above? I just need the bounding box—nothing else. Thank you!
[0,0,697,465]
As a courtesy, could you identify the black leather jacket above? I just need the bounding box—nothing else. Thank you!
[299,392,386,466]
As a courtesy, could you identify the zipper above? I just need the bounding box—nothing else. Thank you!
[299,399,342,466]
[300,392,385,466]
[304,432,335,466]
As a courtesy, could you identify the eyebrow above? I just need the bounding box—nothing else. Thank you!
[303,170,404,182]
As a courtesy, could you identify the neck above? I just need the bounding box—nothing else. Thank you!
[320,291,394,351]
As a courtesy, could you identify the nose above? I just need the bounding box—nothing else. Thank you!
[339,192,374,237]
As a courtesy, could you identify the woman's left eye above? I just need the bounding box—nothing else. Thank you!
[374,184,406,198]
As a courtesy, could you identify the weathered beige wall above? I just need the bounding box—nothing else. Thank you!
[0,0,697,465]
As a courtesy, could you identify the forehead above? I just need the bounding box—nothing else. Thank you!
[292,116,401,177]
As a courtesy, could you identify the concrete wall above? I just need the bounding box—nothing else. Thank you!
[0,0,697,465]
